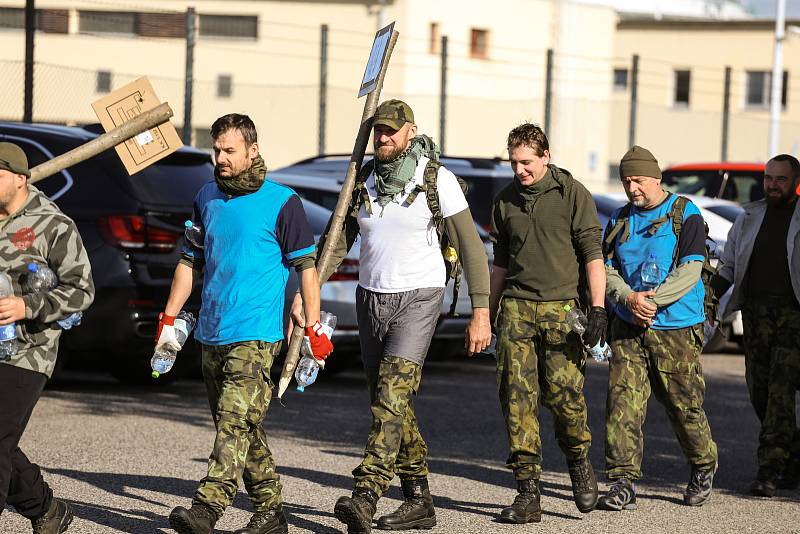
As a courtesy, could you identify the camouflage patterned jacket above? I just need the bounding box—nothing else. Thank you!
[0,186,94,378]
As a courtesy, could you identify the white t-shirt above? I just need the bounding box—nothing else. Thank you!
[358,156,469,292]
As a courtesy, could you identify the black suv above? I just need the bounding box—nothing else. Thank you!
[0,121,213,381]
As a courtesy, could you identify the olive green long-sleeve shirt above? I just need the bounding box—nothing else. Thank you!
[490,165,602,302]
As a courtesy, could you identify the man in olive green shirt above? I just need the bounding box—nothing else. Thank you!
[489,123,606,523]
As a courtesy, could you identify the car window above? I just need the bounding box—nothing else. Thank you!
[704,204,744,223]
[662,170,763,204]
[728,172,763,203]
[299,198,333,234]
[123,151,214,206]
[461,175,513,230]
[1,137,72,200]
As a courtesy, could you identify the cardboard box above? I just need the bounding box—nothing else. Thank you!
[91,77,183,175]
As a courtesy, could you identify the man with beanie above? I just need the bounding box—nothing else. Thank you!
[710,154,800,497]
[599,145,718,511]
[0,142,95,533]
[489,123,605,523]
[291,99,491,533]
[163,114,332,534]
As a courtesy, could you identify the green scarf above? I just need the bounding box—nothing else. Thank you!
[374,135,440,210]
[215,154,267,196]
[515,167,555,211]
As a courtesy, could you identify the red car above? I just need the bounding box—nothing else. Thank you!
[661,162,764,205]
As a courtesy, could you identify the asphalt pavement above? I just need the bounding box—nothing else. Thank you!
[3,351,799,533]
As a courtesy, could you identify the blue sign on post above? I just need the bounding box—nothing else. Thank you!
[358,22,395,97]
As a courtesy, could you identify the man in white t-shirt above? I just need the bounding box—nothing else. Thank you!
[291,99,491,533]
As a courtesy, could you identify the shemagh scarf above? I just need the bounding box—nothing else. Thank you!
[373,135,440,214]
[215,154,267,196]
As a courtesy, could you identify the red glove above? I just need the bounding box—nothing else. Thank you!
[305,321,333,361]
[155,312,180,351]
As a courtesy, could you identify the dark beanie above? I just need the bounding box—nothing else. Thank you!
[619,145,661,180]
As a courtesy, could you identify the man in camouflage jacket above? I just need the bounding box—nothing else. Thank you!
[0,142,94,533]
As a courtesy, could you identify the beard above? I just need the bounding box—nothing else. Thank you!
[764,188,795,207]
[374,143,406,163]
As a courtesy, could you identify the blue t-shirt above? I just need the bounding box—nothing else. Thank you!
[184,179,316,345]
[604,193,706,330]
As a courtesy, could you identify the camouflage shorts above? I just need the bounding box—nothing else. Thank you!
[193,340,282,517]
[495,297,591,481]
[605,319,717,480]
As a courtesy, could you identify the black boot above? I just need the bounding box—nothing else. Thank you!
[750,467,778,498]
[499,479,542,524]
[235,506,289,534]
[335,487,379,534]
[777,454,800,490]
[567,457,598,513]
[684,466,715,506]
[376,478,436,530]
[31,499,73,534]
[169,503,218,534]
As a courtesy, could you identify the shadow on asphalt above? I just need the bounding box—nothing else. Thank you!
[44,351,798,526]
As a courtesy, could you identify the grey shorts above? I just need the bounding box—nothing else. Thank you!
[356,285,445,375]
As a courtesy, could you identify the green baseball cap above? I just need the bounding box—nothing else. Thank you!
[0,142,30,178]
[373,99,415,130]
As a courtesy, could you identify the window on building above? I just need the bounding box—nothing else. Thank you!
[429,22,440,54]
[217,75,232,98]
[79,10,136,34]
[193,127,213,149]
[674,69,691,106]
[199,14,258,39]
[0,7,25,29]
[613,68,628,91]
[746,70,788,108]
[470,28,489,59]
[96,70,112,93]
[137,12,184,38]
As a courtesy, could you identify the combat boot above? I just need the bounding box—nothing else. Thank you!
[750,467,778,498]
[335,487,379,534]
[31,498,73,534]
[376,477,436,530]
[169,503,218,534]
[777,454,800,490]
[597,478,637,511]
[235,506,288,534]
[684,466,715,506]
[567,457,598,513]
[498,479,541,524]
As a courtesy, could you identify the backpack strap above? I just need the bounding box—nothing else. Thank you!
[603,203,632,262]
[351,160,374,217]
[668,195,690,269]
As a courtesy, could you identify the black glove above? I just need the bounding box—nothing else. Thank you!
[583,306,608,348]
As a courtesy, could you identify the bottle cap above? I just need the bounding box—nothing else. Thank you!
[562,304,571,312]
[151,371,161,378]
[27,263,38,273]
[185,220,193,228]
[296,386,305,392]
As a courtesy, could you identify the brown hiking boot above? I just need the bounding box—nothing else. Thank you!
[376,477,436,530]
[335,487,379,534]
[169,503,218,534]
[499,479,541,524]
[31,499,73,534]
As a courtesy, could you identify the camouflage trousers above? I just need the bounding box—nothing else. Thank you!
[605,319,717,481]
[495,298,591,481]
[194,341,282,518]
[742,299,800,473]
[352,356,426,496]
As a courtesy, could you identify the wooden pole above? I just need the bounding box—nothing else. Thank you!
[29,103,174,184]
[278,29,399,399]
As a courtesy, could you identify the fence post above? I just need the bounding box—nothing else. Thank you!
[544,48,553,134]
[318,24,328,156]
[628,54,639,148]
[23,0,34,123]
[182,7,196,145]
[439,35,448,153]
[721,66,731,161]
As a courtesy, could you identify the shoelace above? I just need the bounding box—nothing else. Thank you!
[247,513,275,528]
[570,462,593,492]
[607,479,632,502]
[689,470,710,492]
[395,499,421,515]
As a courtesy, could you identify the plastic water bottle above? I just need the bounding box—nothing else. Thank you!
[23,262,57,293]
[563,304,613,362]
[184,220,204,249]
[640,253,664,290]
[0,272,19,360]
[23,262,83,330]
[295,311,337,392]
[151,310,196,378]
